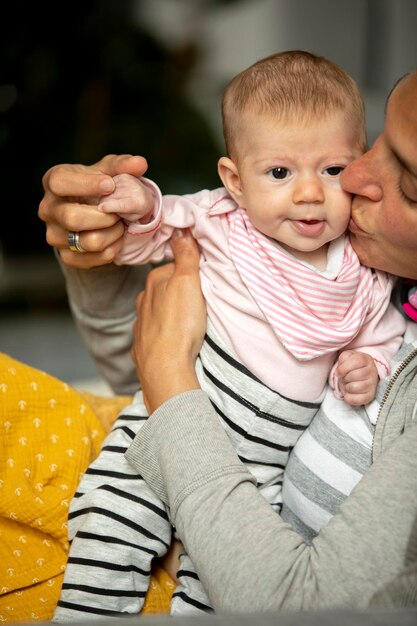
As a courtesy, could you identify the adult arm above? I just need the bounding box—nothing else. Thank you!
[39,154,151,394]
[59,258,148,395]
[125,233,417,611]
[127,393,417,611]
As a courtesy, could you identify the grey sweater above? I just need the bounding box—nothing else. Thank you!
[62,261,417,612]
[125,372,417,611]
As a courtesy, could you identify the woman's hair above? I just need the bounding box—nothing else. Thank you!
[222,50,367,157]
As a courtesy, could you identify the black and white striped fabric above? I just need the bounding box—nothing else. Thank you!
[53,321,319,620]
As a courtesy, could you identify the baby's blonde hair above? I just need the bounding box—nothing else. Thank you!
[222,50,367,157]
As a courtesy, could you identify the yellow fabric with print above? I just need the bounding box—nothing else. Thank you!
[0,354,175,622]
[0,353,105,622]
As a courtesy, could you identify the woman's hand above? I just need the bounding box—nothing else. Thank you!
[132,230,206,413]
[38,154,148,268]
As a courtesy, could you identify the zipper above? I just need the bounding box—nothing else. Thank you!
[372,347,417,462]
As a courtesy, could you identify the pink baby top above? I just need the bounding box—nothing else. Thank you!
[116,181,406,403]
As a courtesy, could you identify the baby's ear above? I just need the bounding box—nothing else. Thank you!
[217,157,244,204]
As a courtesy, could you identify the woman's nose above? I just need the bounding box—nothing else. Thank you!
[342,138,384,202]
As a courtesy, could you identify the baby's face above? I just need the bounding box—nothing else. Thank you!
[229,111,363,264]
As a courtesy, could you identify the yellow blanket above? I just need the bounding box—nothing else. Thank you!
[0,353,174,622]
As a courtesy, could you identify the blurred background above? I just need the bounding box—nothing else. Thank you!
[1,0,417,393]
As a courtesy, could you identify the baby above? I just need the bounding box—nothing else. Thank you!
[54,50,405,621]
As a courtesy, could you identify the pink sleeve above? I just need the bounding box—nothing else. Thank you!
[329,272,406,394]
[115,182,214,266]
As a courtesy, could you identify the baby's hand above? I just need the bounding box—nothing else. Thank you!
[335,350,378,406]
[99,173,154,223]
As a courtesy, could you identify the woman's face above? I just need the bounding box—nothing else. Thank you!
[342,71,417,278]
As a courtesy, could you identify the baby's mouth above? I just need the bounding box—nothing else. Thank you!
[291,219,325,236]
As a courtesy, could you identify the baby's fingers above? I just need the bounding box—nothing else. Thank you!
[99,197,144,217]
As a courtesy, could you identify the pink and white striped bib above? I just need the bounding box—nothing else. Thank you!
[228,208,374,361]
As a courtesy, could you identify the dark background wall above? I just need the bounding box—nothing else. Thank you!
[0,0,222,258]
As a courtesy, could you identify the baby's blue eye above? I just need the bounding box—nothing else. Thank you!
[269,167,289,180]
[325,166,344,176]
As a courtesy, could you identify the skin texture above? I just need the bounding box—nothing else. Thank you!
[218,111,362,270]
[346,71,417,279]
[38,154,148,268]
[99,173,155,222]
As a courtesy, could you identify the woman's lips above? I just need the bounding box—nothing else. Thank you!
[348,217,366,234]
[291,219,325,237]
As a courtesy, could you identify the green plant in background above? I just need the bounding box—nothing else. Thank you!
[1,0,225,255]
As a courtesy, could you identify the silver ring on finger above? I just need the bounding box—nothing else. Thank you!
[68,231,85,253]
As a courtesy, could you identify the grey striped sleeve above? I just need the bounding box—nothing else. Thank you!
[280,334,417,542]
[281,392,374,543]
